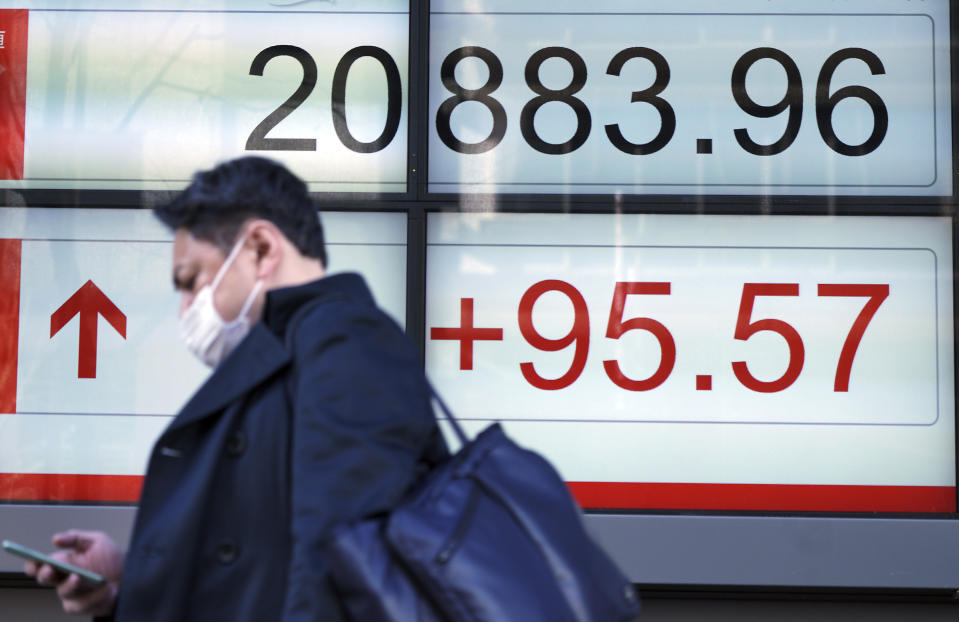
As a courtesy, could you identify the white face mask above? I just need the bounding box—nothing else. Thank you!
[179,235,264,367]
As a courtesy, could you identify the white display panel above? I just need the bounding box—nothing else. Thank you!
[428,0,952,196]
[425,213,956,512]
[0,1,408,191]
[0,207,407,502]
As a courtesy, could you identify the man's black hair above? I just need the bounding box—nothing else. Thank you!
[154,156,327,266]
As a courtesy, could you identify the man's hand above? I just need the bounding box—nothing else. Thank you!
[23,530,124,617]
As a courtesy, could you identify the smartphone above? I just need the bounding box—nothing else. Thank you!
[2,539,106,585]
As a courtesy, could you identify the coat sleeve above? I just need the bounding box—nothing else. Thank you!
[280,301,443,621]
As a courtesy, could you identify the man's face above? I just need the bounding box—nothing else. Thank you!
[171,228,258,321]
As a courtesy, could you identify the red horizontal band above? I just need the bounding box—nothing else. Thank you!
[568,481,957,513]
[0,473,143,503]
[1,474,954,513]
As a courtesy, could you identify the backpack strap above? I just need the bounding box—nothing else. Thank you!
[424,381,469,446]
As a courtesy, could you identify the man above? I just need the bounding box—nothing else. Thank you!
[26,156,447,620]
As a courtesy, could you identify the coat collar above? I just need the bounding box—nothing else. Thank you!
[262,272,375,338]
[166,322,291,432]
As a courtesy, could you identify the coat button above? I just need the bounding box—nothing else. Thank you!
[226,431,246,457]
[216,540,238,564]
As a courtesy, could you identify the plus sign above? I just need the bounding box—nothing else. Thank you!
[430,298,503,370]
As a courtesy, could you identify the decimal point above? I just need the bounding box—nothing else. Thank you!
[696,138,713,154]
[696,375,712,391]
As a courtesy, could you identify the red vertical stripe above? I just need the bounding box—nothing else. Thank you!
[0,239,21,413]
[0,9,28,180]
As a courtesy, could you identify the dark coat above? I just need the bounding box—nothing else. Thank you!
[113,273,447,621]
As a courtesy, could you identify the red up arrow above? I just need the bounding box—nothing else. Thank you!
[50,280,127,379]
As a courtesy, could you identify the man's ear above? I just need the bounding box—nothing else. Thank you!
[246,220,283,280]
